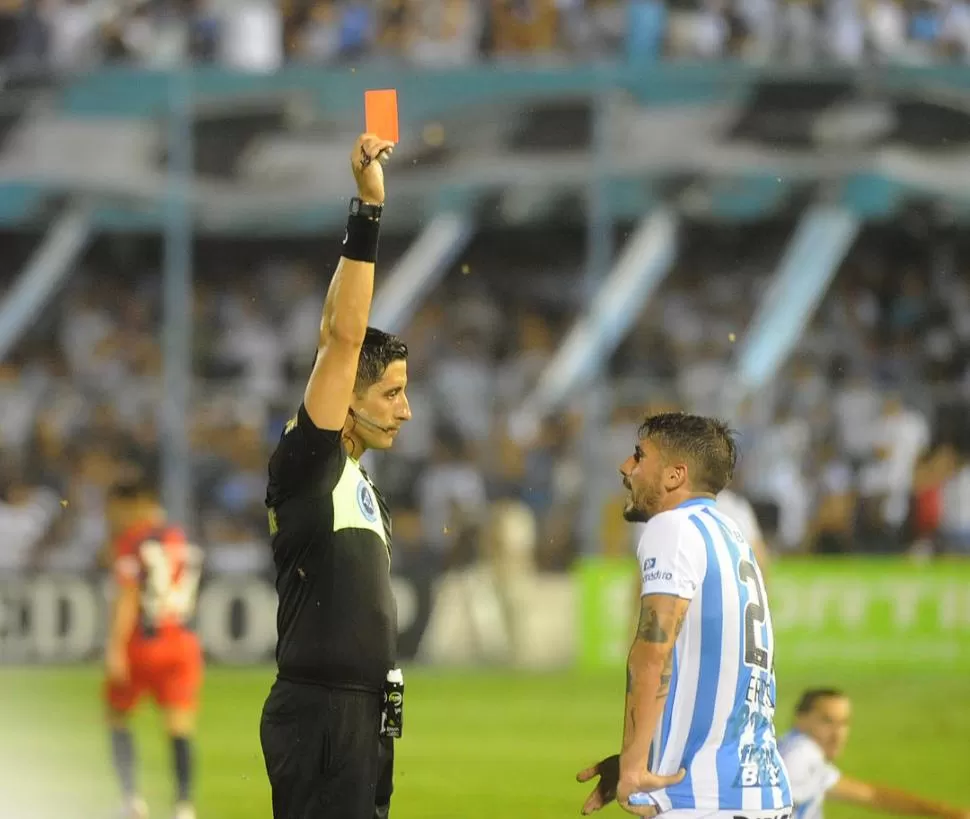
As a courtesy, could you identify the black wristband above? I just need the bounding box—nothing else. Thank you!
[341,198,382,263]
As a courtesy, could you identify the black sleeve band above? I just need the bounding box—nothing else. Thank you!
[342,201,382,263]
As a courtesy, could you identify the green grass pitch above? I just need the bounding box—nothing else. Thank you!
[1,665,967,818]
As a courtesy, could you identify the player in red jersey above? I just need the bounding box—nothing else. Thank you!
[104,477,204,819]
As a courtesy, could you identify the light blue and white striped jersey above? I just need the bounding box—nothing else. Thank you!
[776,730,841,819]
[636,497,792,812]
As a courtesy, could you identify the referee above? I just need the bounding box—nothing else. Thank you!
[260,133,411,819]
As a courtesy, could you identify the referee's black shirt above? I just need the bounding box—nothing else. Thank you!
[266,403,396,693]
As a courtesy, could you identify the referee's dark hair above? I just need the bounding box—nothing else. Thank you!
[355,327,408,394]
[637,412,738,495]
[310,327,408,395]
[795,688,847,715]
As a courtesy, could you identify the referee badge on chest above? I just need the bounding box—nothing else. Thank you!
[357,480,379,523]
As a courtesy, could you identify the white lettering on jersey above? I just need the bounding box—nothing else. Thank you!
[139,540,204,625]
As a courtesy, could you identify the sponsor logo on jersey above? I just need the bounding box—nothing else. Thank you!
[357,480,378,522]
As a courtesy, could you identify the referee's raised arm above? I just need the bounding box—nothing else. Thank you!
[262,132,407,819]
[304,133,394,432]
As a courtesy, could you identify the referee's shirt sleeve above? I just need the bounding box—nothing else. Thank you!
[266,403,345,506]
[635,511,705,600]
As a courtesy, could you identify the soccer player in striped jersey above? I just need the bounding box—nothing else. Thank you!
[577,412,792,818]
[779,689,969,819]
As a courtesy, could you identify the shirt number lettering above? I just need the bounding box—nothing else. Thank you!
[139,540,203,625]
[738,559,769,670]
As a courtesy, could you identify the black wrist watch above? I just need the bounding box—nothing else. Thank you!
[349,197,383,221]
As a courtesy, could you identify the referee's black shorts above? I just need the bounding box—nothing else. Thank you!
[260,678,394,819]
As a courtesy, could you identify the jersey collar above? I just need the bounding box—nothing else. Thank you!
[676,497,716,509]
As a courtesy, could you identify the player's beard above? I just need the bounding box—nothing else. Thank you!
[623,480,660,523]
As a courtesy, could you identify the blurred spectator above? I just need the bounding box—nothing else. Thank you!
[418,428,488,569]
[44,0,102,71]
[938,449,970,554]
[0,361,43,456]
[534,412,583,571]
[489,0,560,56]
[0,469,62,571]
[405,0,482,65]
[906,442,958,555]
[5,0,970,67]
[625,0,668,61]
[220,0,282,71]
[736,0,781,58]
[827,0,866,62]
[908,0,941,47]
[865,395,930,531]
[807,438,857,554]
[780,0,822,63]
[292,0,342,62]
[497,312,555,409]
[432,325,497,445]
[1,220,969,575]
[215,296,285,402]
[940,0,970,59]
[200,422,268,542]
[867,0,907,60]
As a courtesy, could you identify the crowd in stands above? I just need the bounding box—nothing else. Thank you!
[1,221,969,577]
[602,223,970,561]
[3,0,970,74]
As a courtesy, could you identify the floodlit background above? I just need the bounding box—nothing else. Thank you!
[1,3,969,818]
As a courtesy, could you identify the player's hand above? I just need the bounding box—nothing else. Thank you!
[616,767,686,816]
[351,133,394,206]
[106,646,129,684]
[577,755,619,814]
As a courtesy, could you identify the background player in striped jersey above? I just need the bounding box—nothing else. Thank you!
[577,412,792,818]
[104,477,204,819]
[779,688,969,819]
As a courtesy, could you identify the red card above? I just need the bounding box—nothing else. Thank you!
[365,89,399,143]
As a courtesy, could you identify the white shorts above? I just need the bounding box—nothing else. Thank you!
[661,810,793,819]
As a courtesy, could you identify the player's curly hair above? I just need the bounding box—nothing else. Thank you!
[354,327,408,394]
[637,412,738,495]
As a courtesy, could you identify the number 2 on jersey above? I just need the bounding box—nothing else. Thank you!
[139,540,203,625]
[738,559,769,670]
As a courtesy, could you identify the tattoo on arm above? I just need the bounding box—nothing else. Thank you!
[658,653,673,699]
[652,610,685,699]
[626,665,633,695]
[636,605,669,643]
